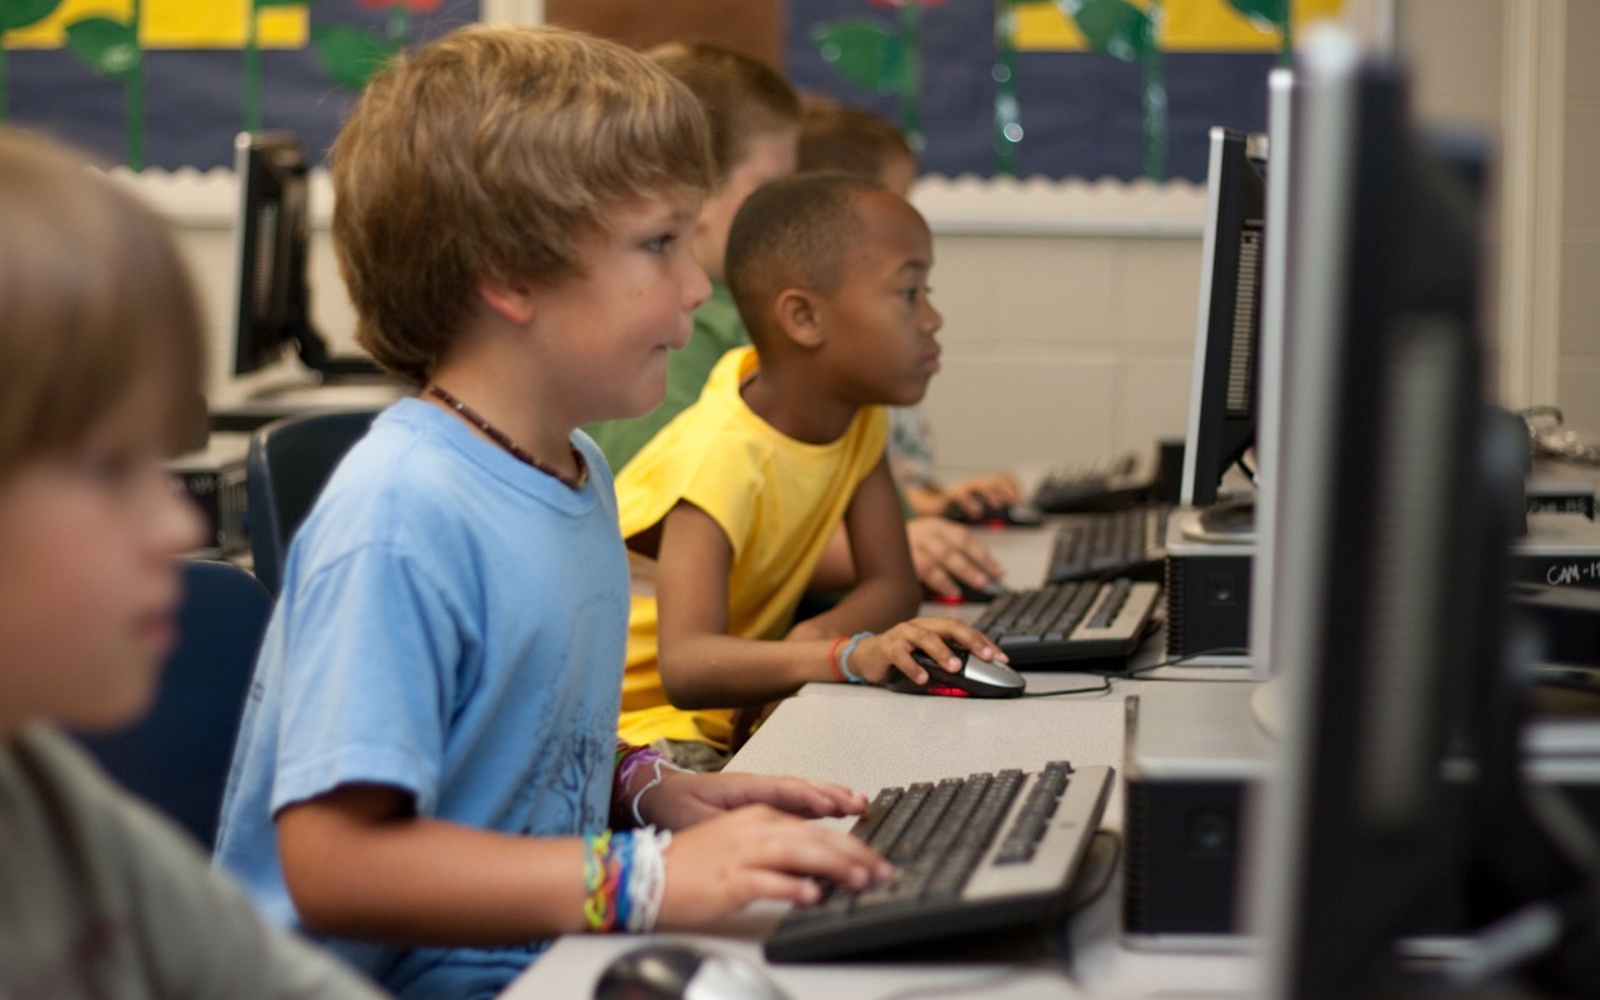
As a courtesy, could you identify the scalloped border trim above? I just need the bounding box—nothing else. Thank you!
[108,167,1208,238]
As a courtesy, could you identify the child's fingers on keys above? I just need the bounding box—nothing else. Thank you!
[766,826,889,887]
[736,870,825,908]
[757,777,864,818]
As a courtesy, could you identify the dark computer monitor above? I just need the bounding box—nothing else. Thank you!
[1180,126,1267,518]
[232,130,328,380]
[1247,33,1597,1000]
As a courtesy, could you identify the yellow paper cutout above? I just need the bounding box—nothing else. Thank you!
[1015,0,1345,52]
[5,1,308,50]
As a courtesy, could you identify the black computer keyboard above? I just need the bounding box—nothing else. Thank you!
[764,761,1112,962]
[972,578,1161,667]
[1032,451,1155,514]
[1046,505,1171,584]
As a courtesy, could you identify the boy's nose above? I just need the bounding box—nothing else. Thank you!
[684,257,712,312]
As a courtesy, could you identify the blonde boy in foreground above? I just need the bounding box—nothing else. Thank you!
[215,27,886,1000]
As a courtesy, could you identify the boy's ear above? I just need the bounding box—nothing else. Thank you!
[772,288,826,349]
[479,281,537,327]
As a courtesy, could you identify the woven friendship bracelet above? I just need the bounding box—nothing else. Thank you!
[582,824,672,933]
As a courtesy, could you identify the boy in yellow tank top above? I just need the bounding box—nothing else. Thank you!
[615,172,1006,768]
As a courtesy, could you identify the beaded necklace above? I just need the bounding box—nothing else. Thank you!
[427,384,588,490]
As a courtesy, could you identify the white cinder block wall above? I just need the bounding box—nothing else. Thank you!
[910,182,1205,480]
[124,170,1208,479]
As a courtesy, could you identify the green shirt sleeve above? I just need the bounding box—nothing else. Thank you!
[586,281,749,473]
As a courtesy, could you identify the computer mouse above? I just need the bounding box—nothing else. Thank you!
[942,499,1044,528]
[594,942,792,1000]
[884,643,1025,698]
[924,576,1009,604]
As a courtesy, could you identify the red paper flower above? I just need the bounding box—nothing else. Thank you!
[354,0,444,12]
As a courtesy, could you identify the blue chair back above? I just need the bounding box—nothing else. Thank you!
[246,408,378,595]
[73,559,272,850]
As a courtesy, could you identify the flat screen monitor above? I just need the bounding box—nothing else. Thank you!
[1247,32,1597,1000]
[1247,68,1297,674]
[1180,126,1267,519]
[232,130,327,380]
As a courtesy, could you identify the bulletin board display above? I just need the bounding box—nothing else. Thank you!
[1,0,1355,181]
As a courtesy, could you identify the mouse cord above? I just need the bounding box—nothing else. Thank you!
[867,963,1073,1000]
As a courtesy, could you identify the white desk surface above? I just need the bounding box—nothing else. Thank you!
[499,522,1264,1000]
[500,680,1262,1000]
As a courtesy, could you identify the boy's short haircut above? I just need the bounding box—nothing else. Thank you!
[647,41,800,186]
[797,98,914,181]
[333,25,716,384]
[0,129,204,476]
[724,171,884,347]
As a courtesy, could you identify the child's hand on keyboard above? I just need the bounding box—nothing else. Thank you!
[637,769,870,830]
[656,802,892,926]
[846,617,1008,686]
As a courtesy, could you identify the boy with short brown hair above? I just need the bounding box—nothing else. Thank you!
[216,26,885,999]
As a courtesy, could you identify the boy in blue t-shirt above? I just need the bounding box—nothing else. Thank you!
[215,26,886,1000]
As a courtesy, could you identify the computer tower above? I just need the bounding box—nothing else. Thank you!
[1123,681,1600,951]
[1512,511,1600,591]
[1122,681,1270,951]
[167,432,250,558]
[1163,511,1254,668]
[1524,458,1596,520]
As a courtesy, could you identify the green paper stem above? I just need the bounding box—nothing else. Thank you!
[388,5,408,43]
[126,0,143,170]
[897,3,922,153]
[1139,0,1164,181]
[1279,1,1293,66]
[992,0,1021,176]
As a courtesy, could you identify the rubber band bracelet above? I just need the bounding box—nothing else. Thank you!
[828,635,850,682]
[839,631,873,684]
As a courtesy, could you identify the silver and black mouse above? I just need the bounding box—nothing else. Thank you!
[884,643,1026,698]
[594,942,792,1000]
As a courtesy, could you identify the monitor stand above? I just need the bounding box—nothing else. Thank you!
[208,355,411,433]
[1250,675,1284,738]
[1180,496,1257,544]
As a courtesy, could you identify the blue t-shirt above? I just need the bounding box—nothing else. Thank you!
[215,399,629,1000]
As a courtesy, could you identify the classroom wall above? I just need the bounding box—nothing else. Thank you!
[1550,2,1600,435]
[908,181,1204,480]
[1400,0,1600,439]
[129,0,1599,482]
